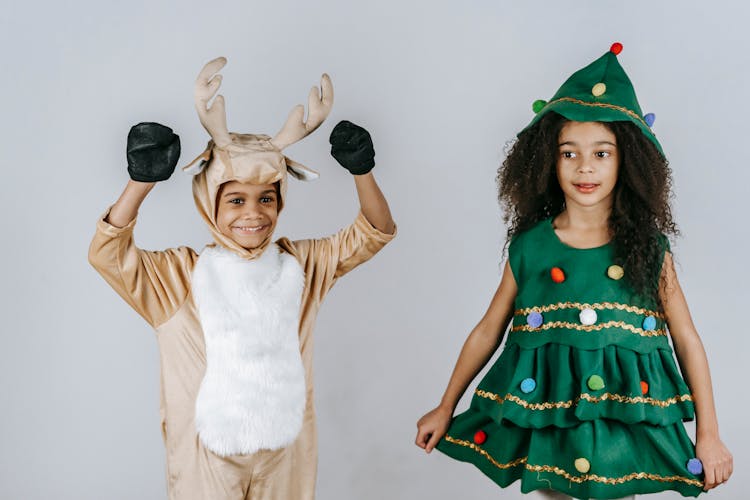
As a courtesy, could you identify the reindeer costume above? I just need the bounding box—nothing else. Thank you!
[89,58,395,499]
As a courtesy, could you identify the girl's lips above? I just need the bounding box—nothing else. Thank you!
[574,183,599,194]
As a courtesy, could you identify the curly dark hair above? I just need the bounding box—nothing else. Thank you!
[497,112,678,306]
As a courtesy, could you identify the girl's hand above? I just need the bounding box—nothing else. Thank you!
[696,435,733,490]
[415,406,453,453]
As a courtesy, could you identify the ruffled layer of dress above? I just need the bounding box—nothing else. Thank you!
[437,342,702,498]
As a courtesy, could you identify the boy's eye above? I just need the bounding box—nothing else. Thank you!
[229,198,244,205]
[260,196,276,204]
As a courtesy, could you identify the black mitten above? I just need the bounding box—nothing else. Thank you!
[329,120,375,175]
[126,122,181,182]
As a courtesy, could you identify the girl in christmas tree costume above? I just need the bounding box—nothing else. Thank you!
[416,43,732,499]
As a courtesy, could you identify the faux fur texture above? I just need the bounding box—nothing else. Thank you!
[192,243,306,456]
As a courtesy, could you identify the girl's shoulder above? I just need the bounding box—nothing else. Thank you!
[508,218,554,254]
[507,218,557,281]
[656,232,671,254]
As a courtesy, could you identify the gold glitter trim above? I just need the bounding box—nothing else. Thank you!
[525,463,703,487]
[477,390,573,409]
[547,97,651,130]
[476,389,693,410]
[512,320,665,337]
[515,301,663,319]
[444,435,703,488]
[579,392,693,407]
[444,436,527,470]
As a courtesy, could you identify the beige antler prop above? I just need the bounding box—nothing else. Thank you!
[195,57,232,148]
[271,74,333,150]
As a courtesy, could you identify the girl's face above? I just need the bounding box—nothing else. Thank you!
[216,181,279,250]
[556,121,619,213]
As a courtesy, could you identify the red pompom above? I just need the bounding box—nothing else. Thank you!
[610,42,623,55]
[550,267,566,283]
[640,380,649,395]
[473,430,487,445]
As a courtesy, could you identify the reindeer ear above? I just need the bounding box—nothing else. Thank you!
[285,157,319,181]
[182,143,213,175]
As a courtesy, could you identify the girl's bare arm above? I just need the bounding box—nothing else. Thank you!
[416,261,517,452]
[661,252,733,490]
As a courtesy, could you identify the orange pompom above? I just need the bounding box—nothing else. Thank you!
[550,267,566,283]
[640,381,649,395]
[473,430,487,445]
[610,42,623,55]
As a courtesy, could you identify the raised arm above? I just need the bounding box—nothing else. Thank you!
[352,173,396,235]
[415,261,518,453]
[660,252,733,490]
[88,122,190,328]
[329,120,395,235]
[107,180,156,228]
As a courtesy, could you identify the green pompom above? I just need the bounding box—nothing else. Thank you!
[587,375,605,391]
[532,99,547,114]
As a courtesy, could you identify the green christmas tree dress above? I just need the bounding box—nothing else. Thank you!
[436,219,704,499]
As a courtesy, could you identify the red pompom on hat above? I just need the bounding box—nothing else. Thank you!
[610,42,623,55]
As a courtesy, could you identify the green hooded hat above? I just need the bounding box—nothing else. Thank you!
[522,43,662,156]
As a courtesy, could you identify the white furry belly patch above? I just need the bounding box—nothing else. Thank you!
[191,243,305,456]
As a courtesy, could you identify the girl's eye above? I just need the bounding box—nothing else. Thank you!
[561,151,576,159]
[595,151,611,158]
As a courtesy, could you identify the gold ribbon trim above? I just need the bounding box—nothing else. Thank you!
[547,97,651,130]
[512,320,666,337]
[443,436,702,487]
[476,389,693,410]
[515,301,663,319]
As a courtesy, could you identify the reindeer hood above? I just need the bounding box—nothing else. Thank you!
[183,57,333,260]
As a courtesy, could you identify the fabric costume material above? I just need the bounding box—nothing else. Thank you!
[436,44,703,498]
[89,211,393,499]
[436,220,702,498]
[523,42,663,156]
[192,243,307,456]
[89,58,395,499]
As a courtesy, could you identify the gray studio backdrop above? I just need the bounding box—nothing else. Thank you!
[1,1,747,499]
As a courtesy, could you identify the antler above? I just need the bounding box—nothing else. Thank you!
[271,74,333,150]
[194,57,232,148]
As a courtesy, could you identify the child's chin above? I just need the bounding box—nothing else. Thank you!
[236,239,264,251]
[222,229,272,251]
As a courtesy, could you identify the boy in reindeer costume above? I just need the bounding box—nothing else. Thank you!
[89,57,396,499]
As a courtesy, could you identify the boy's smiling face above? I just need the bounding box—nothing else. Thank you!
[216,181,279,250]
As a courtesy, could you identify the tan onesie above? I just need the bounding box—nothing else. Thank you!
[89,210,395,500]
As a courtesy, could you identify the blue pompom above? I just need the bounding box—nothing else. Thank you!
[520,378,537,393]
[642,316,657,331]
[644,113,656,127]
[527,311,544,329]
[687,458,703,475]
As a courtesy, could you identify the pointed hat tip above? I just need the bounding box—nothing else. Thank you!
[610,42,623,55]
